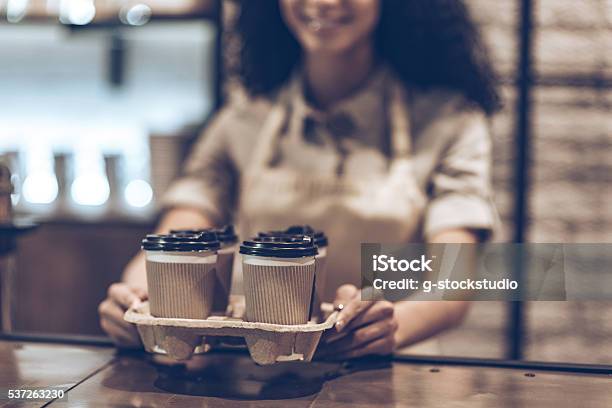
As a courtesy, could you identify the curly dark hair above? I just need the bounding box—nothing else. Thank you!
[236,0,500,115]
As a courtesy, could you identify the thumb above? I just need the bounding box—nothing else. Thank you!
[334,284,359,307]
[130,286,148,301]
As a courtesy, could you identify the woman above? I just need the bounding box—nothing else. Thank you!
[99,0,499,359]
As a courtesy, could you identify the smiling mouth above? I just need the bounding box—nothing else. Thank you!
[300,13,352,32]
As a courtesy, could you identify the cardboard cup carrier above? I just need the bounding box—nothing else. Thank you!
[143,232,220,319]
[128,227,336,365]
[125,302,337,364]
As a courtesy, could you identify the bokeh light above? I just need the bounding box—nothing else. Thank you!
[22,173,59,204]
[6,0,29,23]
[124,179,153,208]
[71,174,110,206]
[60,0,96,25]
[119,4,152,26]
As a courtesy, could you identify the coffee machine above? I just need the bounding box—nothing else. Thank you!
[0,161,35,333]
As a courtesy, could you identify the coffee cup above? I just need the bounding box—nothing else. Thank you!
[285,226,329,319]
[142,232,220,319]
[171,226,238,315]
[240,238,317,325]
[260,226,329,321]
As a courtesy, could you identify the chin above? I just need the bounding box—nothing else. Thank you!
[303,36,359,55]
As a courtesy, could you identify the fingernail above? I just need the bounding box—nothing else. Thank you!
[335,319,345,332]
[325,333,344,343]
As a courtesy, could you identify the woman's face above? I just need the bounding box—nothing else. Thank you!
[280,0,381,54]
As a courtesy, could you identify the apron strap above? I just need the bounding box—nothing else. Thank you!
[389,84,413,158]
[247,96,290,173]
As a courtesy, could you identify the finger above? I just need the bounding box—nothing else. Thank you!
[325,318,396,352]
[335,297,375,332]
[333,284,359,307]
[100,302,137,335]
[100,318,133,343]
[130,285,148,301]
[321,326,350,343]
[101,318,141,347]
[108,283,139,309]
[98,299,129,325]
[332,335,395,360]
[342,301,394,332]
[231,299,246,319]
[114,323,141,348]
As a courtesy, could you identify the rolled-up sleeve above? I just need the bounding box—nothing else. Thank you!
[161,108,237,225]
[423,112,498,240]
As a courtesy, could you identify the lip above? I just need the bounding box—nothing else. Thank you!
[299,12,352,33]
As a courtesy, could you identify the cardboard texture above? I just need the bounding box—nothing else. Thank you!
[124,301,337,365]
[146,260,216,319]
[243,262,315,325]
[312,251,328,322]
[211,247,235,314]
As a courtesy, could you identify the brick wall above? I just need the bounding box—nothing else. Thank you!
[441,0,612,364]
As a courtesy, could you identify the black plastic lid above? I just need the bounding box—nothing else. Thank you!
[258,229,328,248]
[254,234,316,245]
[142,232,220,252]
[285,225,329,247]
[213,225,238,244]
[257,230,287,239]
[170,225,238,245]
[240,237,318,258]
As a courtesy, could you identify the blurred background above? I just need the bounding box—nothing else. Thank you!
[0,0,610,365]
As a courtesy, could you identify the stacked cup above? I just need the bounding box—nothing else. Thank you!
[210,225,238,314]
[285,226,329,321]
[258,226,329,321]
[171,225,238,315]
[142,232,220,319]
[240,237,318,325]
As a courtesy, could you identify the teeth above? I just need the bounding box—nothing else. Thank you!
[309,19,322,31]
[307,17,340,31]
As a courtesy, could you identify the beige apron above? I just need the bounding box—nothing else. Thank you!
[237,79,426,301]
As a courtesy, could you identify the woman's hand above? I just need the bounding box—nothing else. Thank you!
[98,283,147,348]
[318,284,398,360]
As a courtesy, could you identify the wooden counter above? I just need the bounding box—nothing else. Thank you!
[0,340,610,407]
[0,341,115,407]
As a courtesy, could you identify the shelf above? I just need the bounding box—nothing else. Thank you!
[1,0,220,25]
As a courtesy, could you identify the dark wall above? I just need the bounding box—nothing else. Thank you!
[14,221,154,335]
